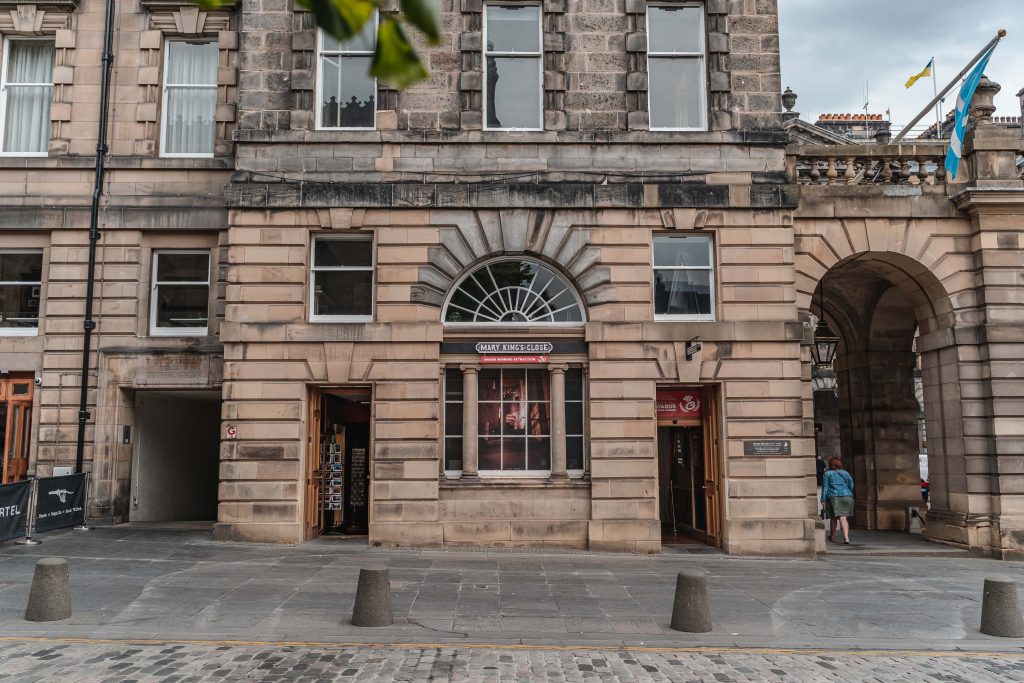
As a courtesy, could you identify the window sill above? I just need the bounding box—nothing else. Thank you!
[440,475,589,490]
[0,156,233,170]
[0,329,39,337]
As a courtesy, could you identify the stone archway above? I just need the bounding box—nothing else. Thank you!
[796,227,979,549]
[815,257,944,533]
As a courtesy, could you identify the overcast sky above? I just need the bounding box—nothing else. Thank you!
[778,1,1024,133]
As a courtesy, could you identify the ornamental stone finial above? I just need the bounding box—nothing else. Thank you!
[970,76,1001,126]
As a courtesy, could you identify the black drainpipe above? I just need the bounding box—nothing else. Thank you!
[75,0,115,474]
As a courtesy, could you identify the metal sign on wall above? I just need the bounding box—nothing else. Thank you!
[475,341,554,354]
[743,440,792,456]
[656,388,702,419]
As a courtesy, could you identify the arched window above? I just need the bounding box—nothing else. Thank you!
[443,258,584,325]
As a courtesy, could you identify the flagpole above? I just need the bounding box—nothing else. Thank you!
[930,57,942,136]
[892,30,1005,144]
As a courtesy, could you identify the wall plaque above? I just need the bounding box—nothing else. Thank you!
[743,440,792,456]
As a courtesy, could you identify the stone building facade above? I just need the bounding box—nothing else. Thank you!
[1,0,1022,558]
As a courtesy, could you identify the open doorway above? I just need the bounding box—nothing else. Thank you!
[657,385,721,547]
[306,386,371,538]
[130,390,220,523]
[1,374,34,484]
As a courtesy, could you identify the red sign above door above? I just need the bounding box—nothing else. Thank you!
[656,388,702,419]
[480,355,550,364]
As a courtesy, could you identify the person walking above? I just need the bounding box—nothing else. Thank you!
[821,457,854,544]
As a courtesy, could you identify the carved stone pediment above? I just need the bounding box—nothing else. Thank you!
[0,3,73,33]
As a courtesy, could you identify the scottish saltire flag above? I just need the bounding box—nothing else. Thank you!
[905,58,933,89]
[945,47,996,179]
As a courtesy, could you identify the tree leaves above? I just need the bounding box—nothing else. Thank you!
[371,18,429,89]
[192,0,441,89]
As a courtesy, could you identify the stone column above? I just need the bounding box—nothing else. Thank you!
[549,364,568,479]
[460,365,479,479]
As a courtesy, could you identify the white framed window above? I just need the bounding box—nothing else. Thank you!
[161,39,218,157]
[443,368,464,473]
[0,250,43,335]
[0,39,55,156]
[565,367,585,475]
[483,2,543,131]
[443,258,584,325]
[316,18,377,130]
[310,235,374,321]
[646,3,707,131]
[150,250,211,336]
[653,234,714,320]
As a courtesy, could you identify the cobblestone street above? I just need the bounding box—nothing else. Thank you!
[2,639,1023,682]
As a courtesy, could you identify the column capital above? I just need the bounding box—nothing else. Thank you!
[459,364,480,374]
[547,363,569,373]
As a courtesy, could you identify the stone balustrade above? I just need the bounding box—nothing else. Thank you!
[787,143,950,186]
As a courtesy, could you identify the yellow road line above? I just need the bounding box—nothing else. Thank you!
[0,636,1019,659]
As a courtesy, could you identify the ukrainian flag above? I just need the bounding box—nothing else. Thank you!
[905,58,933,89]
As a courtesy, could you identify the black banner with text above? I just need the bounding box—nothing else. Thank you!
[0,480,31,542]
[35,474,87,533]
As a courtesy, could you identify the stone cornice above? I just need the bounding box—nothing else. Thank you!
[225,180,799,211]
[951,187,1024,212]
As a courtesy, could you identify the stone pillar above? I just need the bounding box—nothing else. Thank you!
[460,365,479,479]
[549,364,568,479]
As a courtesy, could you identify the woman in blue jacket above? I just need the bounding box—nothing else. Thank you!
[821,457,854,544]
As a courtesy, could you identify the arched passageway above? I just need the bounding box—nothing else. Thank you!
[809,252,957,539]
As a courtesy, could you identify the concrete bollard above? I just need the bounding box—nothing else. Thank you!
[351,568,393,627]
[24,558,72,622]
[670,570,712,633]
[980,577,1024,638]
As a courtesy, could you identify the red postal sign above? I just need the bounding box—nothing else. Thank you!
[656,388,702,419]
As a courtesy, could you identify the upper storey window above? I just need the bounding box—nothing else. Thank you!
[161,40,218,157]
[647,3,706,131]
[0,250,43,334]
[653,235,714,320]
[483,3,542,131]
[0,39,54,156]
[317,19,377,129]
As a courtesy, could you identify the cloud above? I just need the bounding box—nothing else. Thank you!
[779,0,1023,131]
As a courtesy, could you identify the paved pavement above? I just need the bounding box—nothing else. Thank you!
[1,638,1023,682]
[1,527,1023,680]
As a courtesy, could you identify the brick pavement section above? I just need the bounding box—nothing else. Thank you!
[1,641,1022,682]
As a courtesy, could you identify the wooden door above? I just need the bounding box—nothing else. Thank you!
[304,389,322,539]
[701,385,722,547]
[1,376,33,484]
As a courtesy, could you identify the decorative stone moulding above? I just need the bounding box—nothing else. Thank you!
[0,3,72,33]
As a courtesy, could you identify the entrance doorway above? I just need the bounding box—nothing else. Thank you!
[656,385,721,547]
[0,374,33,484]
[129,390,220,523]
[306,386,371,538]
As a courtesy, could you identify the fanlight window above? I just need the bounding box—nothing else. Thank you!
[444,259,584,325]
